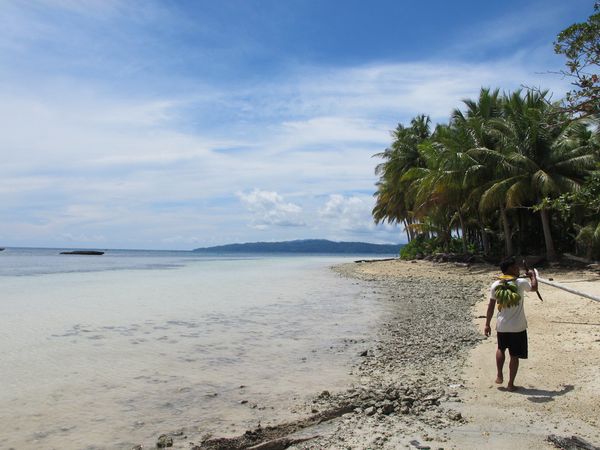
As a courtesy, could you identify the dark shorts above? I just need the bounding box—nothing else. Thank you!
[497,330,528,359]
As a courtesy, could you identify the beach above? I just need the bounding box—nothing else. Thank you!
[195,259,600,450]
[2,253,599,449]
[3,2,598,450]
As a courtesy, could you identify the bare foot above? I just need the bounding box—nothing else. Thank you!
[495,376,503,384]
[507,384,519,392]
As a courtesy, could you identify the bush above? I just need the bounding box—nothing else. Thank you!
[400,235,436,259]
[400,235,474,259]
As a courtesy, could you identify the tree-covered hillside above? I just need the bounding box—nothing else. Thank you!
[194,239,402,254]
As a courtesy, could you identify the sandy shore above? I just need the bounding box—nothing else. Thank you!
[327,260,600,450]
[451,262,600,449]
[190,259,600,450]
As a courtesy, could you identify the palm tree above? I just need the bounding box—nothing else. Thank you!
[479,90,596,261]
[373,115,431,241]
[373,89,598,260]
[453,88,507,255]
[415,124,478,252]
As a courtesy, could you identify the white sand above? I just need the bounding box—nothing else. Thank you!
[450,266,600,449]
[330,260,600,449]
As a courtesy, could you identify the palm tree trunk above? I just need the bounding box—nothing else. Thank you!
[403,219,411,242]
[585,244,593,262]
[480,226,490,255]
[540,207,557,262]
[457,211,467,253]
[500,206,514,257]
[517,210,524,255]
[477,212,490,256]
[406,216,415,241]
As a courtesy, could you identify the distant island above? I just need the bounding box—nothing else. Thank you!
[193,239,402,254]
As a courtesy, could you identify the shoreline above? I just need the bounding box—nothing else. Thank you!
[195,259,486,449]
[193,259,600,450]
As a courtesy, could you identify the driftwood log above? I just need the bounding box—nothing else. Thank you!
[354,257,398,263]
[547,434,600,450]
[562,253,598,265]
[246,436,317,450]
[194,404,355,450]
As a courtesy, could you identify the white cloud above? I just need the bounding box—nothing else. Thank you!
[449,1,574,56]
[320,195,362,218]
[278,116,388,148]
[0,54,573,248]
[319,194,373,232]
[286,58,570,123]
[237,189,305,229]
[0,1,577,248]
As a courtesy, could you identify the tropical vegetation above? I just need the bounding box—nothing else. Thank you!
[373,4,599,262]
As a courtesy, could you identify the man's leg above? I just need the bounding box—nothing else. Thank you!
[507,356,519,391]
[495,348,505,384]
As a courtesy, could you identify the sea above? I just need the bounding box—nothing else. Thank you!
[0,247,392,449]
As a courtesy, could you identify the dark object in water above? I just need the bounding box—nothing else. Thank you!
[0,248,4,251]
[60,250,104,255]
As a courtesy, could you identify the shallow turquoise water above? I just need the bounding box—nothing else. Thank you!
[0,251,386,449]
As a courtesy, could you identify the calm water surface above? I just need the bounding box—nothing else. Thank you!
[0,248,388,449]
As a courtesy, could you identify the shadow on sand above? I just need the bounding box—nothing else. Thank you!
[498,384,574,402]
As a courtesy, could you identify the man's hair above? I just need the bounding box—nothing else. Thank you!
[499,256,517,274]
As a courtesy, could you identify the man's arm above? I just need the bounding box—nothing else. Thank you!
[484,298,496,337]
[526,269,538,291]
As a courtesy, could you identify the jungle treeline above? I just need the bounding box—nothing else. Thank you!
[372,89,599,262]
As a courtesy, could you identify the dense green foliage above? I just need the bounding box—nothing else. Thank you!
[399,235,471,260]
[540,173,600,259]
[373,89,599,261]
[374,6,600,262]
[554,1,600,117]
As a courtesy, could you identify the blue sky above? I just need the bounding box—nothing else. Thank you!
[0,0,593,249]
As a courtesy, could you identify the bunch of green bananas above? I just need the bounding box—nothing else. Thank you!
[495,280,521,311]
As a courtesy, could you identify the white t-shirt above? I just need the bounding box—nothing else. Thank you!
[490,277,532,333]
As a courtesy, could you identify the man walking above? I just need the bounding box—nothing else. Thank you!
[484,257,538,391]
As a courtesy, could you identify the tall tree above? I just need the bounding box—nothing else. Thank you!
[480,90,596,261]
[453,89,508,255]
[373,115,431,240]
[554,2,600,117]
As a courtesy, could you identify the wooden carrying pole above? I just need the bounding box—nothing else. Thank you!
[534,269,600,303]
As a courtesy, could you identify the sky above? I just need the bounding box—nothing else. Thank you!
[0,0,594,250]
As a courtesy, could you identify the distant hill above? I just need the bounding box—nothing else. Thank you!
[193,239,402,254]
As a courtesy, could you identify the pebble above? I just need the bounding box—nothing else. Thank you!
[156,434,173,448]
[300,263,483,448]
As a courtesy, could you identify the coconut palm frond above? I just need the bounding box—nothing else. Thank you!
[506,179,532,208]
